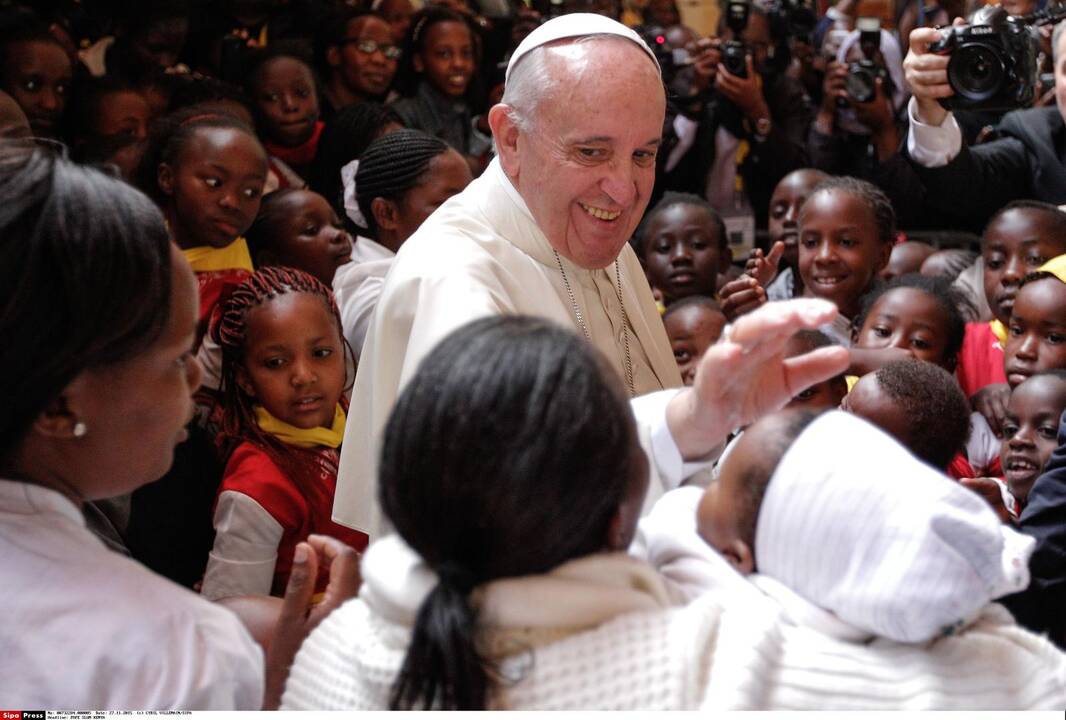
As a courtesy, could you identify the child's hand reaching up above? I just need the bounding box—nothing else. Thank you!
[744,241,785,288]
[718,275,767,321]
[264,535,362,709]
[972,383,1010,438]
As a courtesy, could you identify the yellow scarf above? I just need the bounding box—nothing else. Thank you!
[990,253,1066,344]
[254,404,346,449]
[182,238,254,274]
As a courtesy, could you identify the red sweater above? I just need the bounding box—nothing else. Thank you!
[956,321,1007,399]
[218,441,368,596]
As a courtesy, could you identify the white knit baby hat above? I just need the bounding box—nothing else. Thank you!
[755,410,1034,643]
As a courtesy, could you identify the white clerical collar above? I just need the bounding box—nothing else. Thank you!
[488,156,536,225]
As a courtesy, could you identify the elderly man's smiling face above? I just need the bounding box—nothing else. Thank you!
[495,38,666,270]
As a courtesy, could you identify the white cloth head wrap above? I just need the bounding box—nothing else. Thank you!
[505,13,660,83]
[755,411,1034,643]
[340,158,369,229]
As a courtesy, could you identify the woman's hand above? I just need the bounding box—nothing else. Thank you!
[262,535,362,709]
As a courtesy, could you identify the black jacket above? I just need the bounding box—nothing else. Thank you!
[905,106,1066,232]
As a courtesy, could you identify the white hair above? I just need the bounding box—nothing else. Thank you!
[501,34,660,132]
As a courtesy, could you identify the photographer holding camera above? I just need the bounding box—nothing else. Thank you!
[903,10,1066,231]
[809,20,907,174]
[653,0,813,230]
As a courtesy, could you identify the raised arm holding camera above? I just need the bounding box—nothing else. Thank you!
[653,0,814,232]
[809,19,906,173]
[903,6,1066,231]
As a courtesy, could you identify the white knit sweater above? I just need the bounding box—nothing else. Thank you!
[282,586,1066,710]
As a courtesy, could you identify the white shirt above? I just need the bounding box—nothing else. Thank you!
[332,157,683,536]
[333,236,396,360]
[905,96,964,168]
[0,479,264,710]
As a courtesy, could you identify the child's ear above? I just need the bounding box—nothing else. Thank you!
[157,162,175,197]
[721,539,755,575]
[875,241,893,273]
[371,197,401,231]
[326,45,342,69]
[719,245,733,273]
[235,366,256,398]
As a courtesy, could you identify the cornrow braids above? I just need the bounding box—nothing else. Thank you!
[215,266,352,459]
[134,104,260,204]
[807,176,897,246]
[354,128,449,235]
[308,101,402,221]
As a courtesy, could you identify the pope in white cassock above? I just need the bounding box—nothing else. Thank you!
[333,14,849,536]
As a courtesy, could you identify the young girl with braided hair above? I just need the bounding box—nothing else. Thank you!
[334,127,472,355]
[135,106,269,346]
[200,266,367,601]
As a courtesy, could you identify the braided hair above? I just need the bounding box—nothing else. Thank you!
[354,128,449,235]
[308,101,402,222]
[214,266,352,460]
[134,104,261,205]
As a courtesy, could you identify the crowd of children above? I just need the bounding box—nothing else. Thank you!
[4,0,1066,711]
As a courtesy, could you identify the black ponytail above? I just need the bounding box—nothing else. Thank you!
[379,315,638,710]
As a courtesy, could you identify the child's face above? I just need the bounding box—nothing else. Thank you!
[642,204,728,304]
[129,16,189,70]
[840,374,910,450]
[663,304,726,386]
[1,40,71,139]
[253,57,320,147]
[768,170,824,272]
[388,148,473,243]
[798,189,890,319]
[334,16,399,99]
[783,337,847,409]
[265,191,353,286]
[1004,277,1066,387]
[160,127,268,249]
[379,0,414,42]
[982,208,1066,325]
[92,90,150,142]
[1000,375,1066,506]
[238,292,347,430]
[855,287,955,370]
[415,21,474,98]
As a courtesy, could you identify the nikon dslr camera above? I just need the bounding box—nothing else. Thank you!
[928,4,1038,111]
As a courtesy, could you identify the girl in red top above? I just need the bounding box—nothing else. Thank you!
[200,267,367,600]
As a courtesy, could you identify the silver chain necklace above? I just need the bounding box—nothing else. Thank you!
[553,249,634,396]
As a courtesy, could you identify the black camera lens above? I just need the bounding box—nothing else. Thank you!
[846,67,877,103]
[948,43,1006,102]
[722,42,748,77]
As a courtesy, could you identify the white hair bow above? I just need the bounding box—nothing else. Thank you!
[341,158,369,229]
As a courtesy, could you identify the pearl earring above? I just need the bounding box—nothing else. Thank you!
[72,422,87,438]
